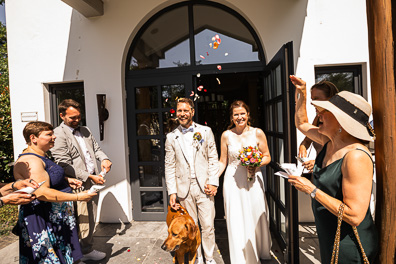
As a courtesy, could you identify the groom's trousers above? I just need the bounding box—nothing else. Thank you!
[179,178,216,261]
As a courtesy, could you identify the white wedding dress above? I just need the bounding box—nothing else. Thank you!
[223,129,272,264]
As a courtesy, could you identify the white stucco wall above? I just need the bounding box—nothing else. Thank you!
[6,0,371,223]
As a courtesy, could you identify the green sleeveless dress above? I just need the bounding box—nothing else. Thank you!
[312,143,378,263]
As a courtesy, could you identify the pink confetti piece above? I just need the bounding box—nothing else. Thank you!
[200,55,205,59]
[165,98,168,102]
[205,121,207,125]
[216,38,221,44]
[197,85,203,91]
[190,91,195,96]
[217,65,222,70]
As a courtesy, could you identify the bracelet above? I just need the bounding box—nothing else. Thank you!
[76,193,79,201]
[11,179,22,191]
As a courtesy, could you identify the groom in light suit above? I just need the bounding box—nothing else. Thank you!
[165,98,219,264]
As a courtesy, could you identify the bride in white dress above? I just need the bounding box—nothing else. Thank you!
[218,100,272,264]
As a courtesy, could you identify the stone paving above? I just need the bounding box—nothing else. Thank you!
[0,220,320,263]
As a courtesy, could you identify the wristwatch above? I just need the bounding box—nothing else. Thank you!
[310,187,318,199]
[0,198,4,208]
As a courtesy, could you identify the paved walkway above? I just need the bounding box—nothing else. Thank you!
[0,220,320,263]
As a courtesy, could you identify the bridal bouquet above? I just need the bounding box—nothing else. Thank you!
[239,146,263,181]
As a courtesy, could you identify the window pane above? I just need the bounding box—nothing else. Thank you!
[135,86,158,109]
[136,113,160,136]
[193,5,260,65]
[138,165,163,187]
[277,138,284,164]
[280,212,286,239]
[316,72,354,92]
[276,101,283,133]
[52,83,86,126]
[130,6,190,70]
[137,139,161,162]
[163,111,179,134]
[161,84,185,108]
[274,65,282,96]
[280,176,286,206]
[141,191,164,212]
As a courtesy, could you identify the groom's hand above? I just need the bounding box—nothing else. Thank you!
[204,184,218,196]
[169,194,180,210]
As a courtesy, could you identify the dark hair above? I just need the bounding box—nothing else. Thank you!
[23,121,53,144]
[177,98,194,109]
[227,100,251,130]
[311,80,339,98]
[58,99,81,115]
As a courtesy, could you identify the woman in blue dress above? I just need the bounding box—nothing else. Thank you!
[288,76,378,263]
[14,121,97,264]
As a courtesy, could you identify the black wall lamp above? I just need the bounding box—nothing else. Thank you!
[97,94,109,141]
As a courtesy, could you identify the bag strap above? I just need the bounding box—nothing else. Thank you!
[330,203,370,264]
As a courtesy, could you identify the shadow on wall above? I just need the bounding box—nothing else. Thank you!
[99,191,129,223]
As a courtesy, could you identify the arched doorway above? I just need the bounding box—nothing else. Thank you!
[125,1,299,262]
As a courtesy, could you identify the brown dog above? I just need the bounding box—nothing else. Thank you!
[161,204,201,264]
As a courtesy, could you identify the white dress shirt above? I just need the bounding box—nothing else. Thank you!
[67,125,96,175]
[179,123,196,178]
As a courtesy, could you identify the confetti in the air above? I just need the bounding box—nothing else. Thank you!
[197,85,203,91]
[225,52,229,56]
[170,109,175,114]
[217,65,222,70]
[205,121,207,125]
[194,94,200,101]
[216,78,221,84]
[190,91,195,96]
[206,52,209,56]
[213,42,219,49]
[165,98,168,102]
[203,89,207,92]
[127,248,130,252]
[175,97,178,101]
[197,73,201,78]
[209,43,212,48]
[200,55,205,59]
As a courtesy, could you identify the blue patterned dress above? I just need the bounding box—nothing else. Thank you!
[16,153,82,264]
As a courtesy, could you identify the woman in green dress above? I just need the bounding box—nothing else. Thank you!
[288,75,378,263]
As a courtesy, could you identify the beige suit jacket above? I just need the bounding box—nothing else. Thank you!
[165,123,219,199]
[51,122,109,184]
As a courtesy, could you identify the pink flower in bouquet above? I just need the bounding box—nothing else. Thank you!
[238,146,263,181]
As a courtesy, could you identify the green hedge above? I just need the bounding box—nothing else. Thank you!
[0,21,14,183]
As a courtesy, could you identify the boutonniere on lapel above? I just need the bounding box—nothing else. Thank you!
[193,132,204,147]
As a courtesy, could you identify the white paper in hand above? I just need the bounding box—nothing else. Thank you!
[88,185,105,194]
[14,181,46,194]
[277,163,304,177]
[274,171,289,179]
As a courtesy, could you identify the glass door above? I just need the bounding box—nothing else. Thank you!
[126,75,192,220]
[263,42,299,263]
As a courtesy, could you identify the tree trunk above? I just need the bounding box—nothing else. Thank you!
[366,0,396,263]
